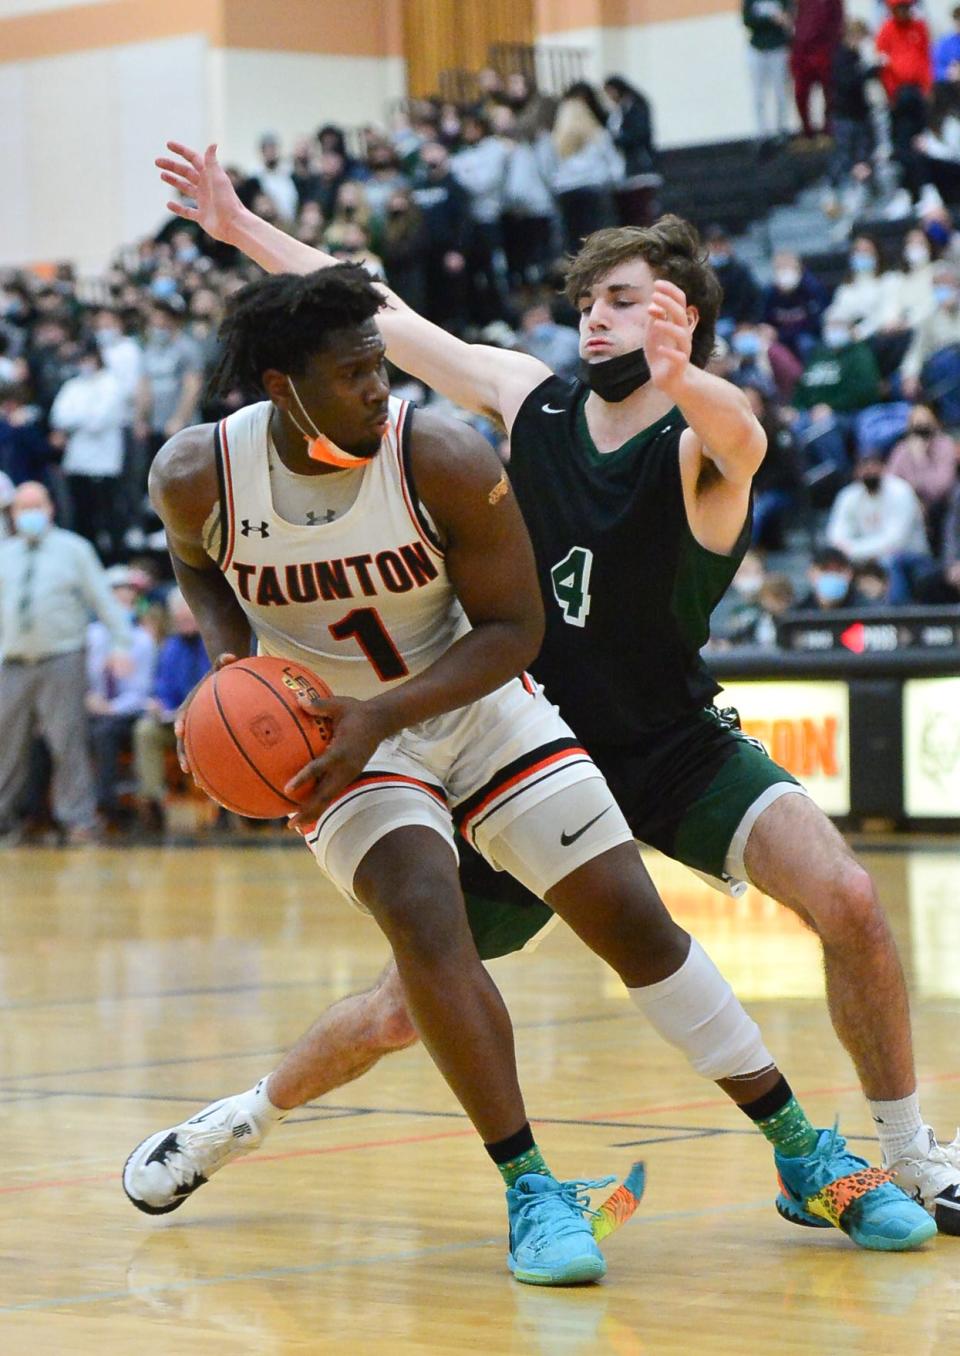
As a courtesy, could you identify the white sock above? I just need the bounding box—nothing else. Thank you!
[868,1092,924,1166]
[628,937,774,1081]
[241,1075,290,1129]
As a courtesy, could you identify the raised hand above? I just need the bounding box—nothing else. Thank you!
[645,279,694,397]
[155,141,242,243]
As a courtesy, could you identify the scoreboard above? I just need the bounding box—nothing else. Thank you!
[777,607,960,658]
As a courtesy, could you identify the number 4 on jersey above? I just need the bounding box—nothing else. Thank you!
[550,546,594,627]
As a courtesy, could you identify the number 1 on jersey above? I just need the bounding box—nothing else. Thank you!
[550,546,594,627]
[329,607,409,681]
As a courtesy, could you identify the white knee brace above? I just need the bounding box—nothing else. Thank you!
[628,938,774,1081]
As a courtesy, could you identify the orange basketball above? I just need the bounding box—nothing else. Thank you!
[183,656,333,818]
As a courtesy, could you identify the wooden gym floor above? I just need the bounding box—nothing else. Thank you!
[3,839,960,1355]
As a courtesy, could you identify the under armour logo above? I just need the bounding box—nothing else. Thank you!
[240,520,270,538]
[305,509,337,525]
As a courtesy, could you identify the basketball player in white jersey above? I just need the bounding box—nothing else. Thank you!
[127,263,901,1279]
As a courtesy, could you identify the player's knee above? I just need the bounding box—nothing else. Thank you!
[373,878,467,962]
[818,861,887,949]
[371,966,419,1050]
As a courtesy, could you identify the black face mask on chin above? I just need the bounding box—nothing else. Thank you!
[578,347,651,403]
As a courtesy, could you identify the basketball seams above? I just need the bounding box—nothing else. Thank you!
[208,672,301,811]
[231,661,323,763]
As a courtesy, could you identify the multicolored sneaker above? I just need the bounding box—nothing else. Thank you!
[888,1126,960,1236]
[123,1087,272,1216]
[507,1173,612,1285]
[775,1124,937,1251]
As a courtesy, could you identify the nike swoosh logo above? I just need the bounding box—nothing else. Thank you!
[560,805,612,846]
[542,403,565,414]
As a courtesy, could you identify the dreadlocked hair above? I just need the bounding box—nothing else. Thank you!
[207,264,385,399]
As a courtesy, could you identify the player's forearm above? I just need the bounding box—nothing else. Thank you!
[670,366,766,483]
[224,204,338,275]
[364,620,541,739]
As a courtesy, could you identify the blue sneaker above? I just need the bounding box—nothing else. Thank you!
[775,1123,938,1251]
[506,1173,612,1285]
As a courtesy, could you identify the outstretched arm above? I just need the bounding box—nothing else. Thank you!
[158,142,549,429]
[644,279,765,555]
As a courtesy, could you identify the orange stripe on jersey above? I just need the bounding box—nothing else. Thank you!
[520,672,536,695]
[458,746,589,836]
[220,418,237,572]
[294,770,449,839]
[394,401,445,562]
[347,771,447,804]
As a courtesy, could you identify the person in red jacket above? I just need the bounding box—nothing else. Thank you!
[876,0,933,102]
[790,0,844,138]
[878,1,934,203]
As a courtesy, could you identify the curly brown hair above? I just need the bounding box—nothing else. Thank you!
[563,215,721,369]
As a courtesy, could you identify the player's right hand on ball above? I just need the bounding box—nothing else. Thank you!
[175,652,239,773]
[285,694,391,827]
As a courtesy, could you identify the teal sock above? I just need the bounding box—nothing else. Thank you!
[756,1096,819,1158]
[497,1144,550,1189]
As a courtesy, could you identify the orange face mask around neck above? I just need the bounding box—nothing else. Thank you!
[285,378,380,469]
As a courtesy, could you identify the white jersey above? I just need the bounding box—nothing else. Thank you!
[211,397,469,699]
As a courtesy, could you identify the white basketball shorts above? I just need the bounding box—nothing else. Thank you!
[299,674,633,906]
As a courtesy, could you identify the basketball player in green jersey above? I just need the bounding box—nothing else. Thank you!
[127,142,960,1241]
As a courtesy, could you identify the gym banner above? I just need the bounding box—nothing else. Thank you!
[903,677,960,818]
[715,680,851,816]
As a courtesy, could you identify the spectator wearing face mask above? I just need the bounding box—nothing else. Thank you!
[826,452,929,565]
[49,338,127,561]
[712,547,768,643]
[704,226,764,333]
[829,237,887,342]
[796,546,856,609]
[411,141,470,327]
[135,298,202,469]
[762,250,828,360]
[376,188,429,313]
[85,565,156,830]
[886,404,957,522]
[900,266,960,402]
[0,482,133,843]
[793,313,882,414]
[728,323,781,400]
[881,229,936,336]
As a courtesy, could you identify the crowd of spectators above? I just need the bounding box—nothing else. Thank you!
[5,42,960,837]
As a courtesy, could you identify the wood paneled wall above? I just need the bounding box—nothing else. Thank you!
[402,0,535,99]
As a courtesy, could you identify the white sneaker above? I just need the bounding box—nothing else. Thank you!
[123,1083,273,1215]
[889,1126,960,1235]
